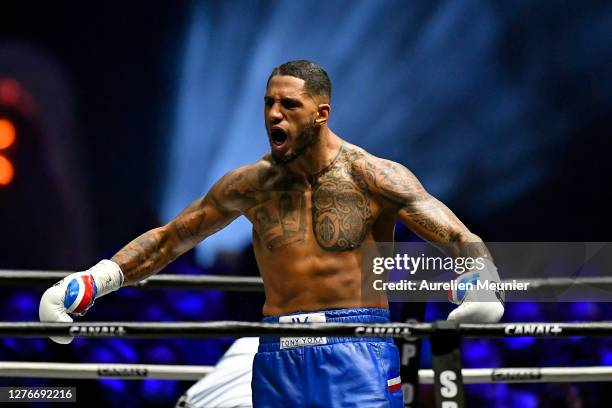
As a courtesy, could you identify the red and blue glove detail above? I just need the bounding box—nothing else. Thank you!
[63,274,98,315]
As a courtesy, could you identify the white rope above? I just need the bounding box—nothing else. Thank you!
[0,362,214,381]
[418,366,612,384]
[3,361,612,383]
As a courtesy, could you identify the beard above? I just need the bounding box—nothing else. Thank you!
[272,117,319,164]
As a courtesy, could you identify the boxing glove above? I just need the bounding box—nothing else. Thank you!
[39,260,124,344]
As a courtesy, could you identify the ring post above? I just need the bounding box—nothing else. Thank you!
[398,302,425,407]
[431,320,465,408]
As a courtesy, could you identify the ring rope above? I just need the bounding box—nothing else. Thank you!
[0,270,264,291]
[2,321,612,339]
[1,270,611,292]
[418,366,612,384]
[3,361,611,383]
[0,361,214,381]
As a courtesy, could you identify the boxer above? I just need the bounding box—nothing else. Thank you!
[40,60,503,407]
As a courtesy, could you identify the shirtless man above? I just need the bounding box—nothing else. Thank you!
[39,60,503,407]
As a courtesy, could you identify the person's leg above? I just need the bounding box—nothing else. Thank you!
[251,347,304,407]
[305,340,403,408]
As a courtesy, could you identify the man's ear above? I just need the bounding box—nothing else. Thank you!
[315,104,330,126]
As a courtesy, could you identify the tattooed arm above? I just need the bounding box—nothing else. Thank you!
[39,166,257,343]
[38,168,251,344]
[364,156,489,258]
[363,155,503,322]
[112,167,254,285]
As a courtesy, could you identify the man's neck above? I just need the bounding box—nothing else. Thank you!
[287,128,342,178]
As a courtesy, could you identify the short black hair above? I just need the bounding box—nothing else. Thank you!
[267,60,332,101]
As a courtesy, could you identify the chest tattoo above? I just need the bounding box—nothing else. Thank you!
[250,146,380,252]
[252,192,307,250]
[312,162,375,251]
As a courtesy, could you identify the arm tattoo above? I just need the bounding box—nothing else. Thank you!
[364,159,423,204]
[219,170,260,212]
[173,197,208,246]
[112,200,210,284]
[111,167,252,284]
[399,199,463,242]
[364,156,469,245]
[111,227,171,284]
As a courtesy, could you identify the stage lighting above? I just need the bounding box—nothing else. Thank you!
[0,118,15,149]
[0,154,14,185]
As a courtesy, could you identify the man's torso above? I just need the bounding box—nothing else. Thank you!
[222,142,398,315]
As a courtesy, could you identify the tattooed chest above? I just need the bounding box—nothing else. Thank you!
[311,177,378,251]
[246,157,381,251]
[247,168,379,252]
[248,192,308,251]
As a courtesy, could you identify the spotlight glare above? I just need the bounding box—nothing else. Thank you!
[0,119,16,149]
[0,155,14,185]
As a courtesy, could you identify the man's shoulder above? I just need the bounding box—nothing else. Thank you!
[220,157,272,183]
[340,141,373,165]
[338,141,420,201]
[210,158,273,212]
[341,141,405,172]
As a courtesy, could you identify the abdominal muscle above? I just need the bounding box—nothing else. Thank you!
[253,233,388,316]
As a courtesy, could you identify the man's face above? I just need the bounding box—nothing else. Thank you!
[264,75,320,163]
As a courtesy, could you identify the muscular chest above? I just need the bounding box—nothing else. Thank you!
[246,165,381,251]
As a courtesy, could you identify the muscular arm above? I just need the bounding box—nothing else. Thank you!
[364,157,490,259]
[364,155,504,322]
[111,167,255,285]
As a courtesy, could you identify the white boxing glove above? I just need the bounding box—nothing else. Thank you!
[447,259,505,323]
[39,260,124,344]
[447,299,504,323]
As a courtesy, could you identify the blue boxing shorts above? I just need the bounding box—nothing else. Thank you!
[252,308,403,407]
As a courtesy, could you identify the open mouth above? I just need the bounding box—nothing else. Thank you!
[270,128,288,147]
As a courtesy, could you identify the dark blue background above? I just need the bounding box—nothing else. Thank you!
[0,1,611,406]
